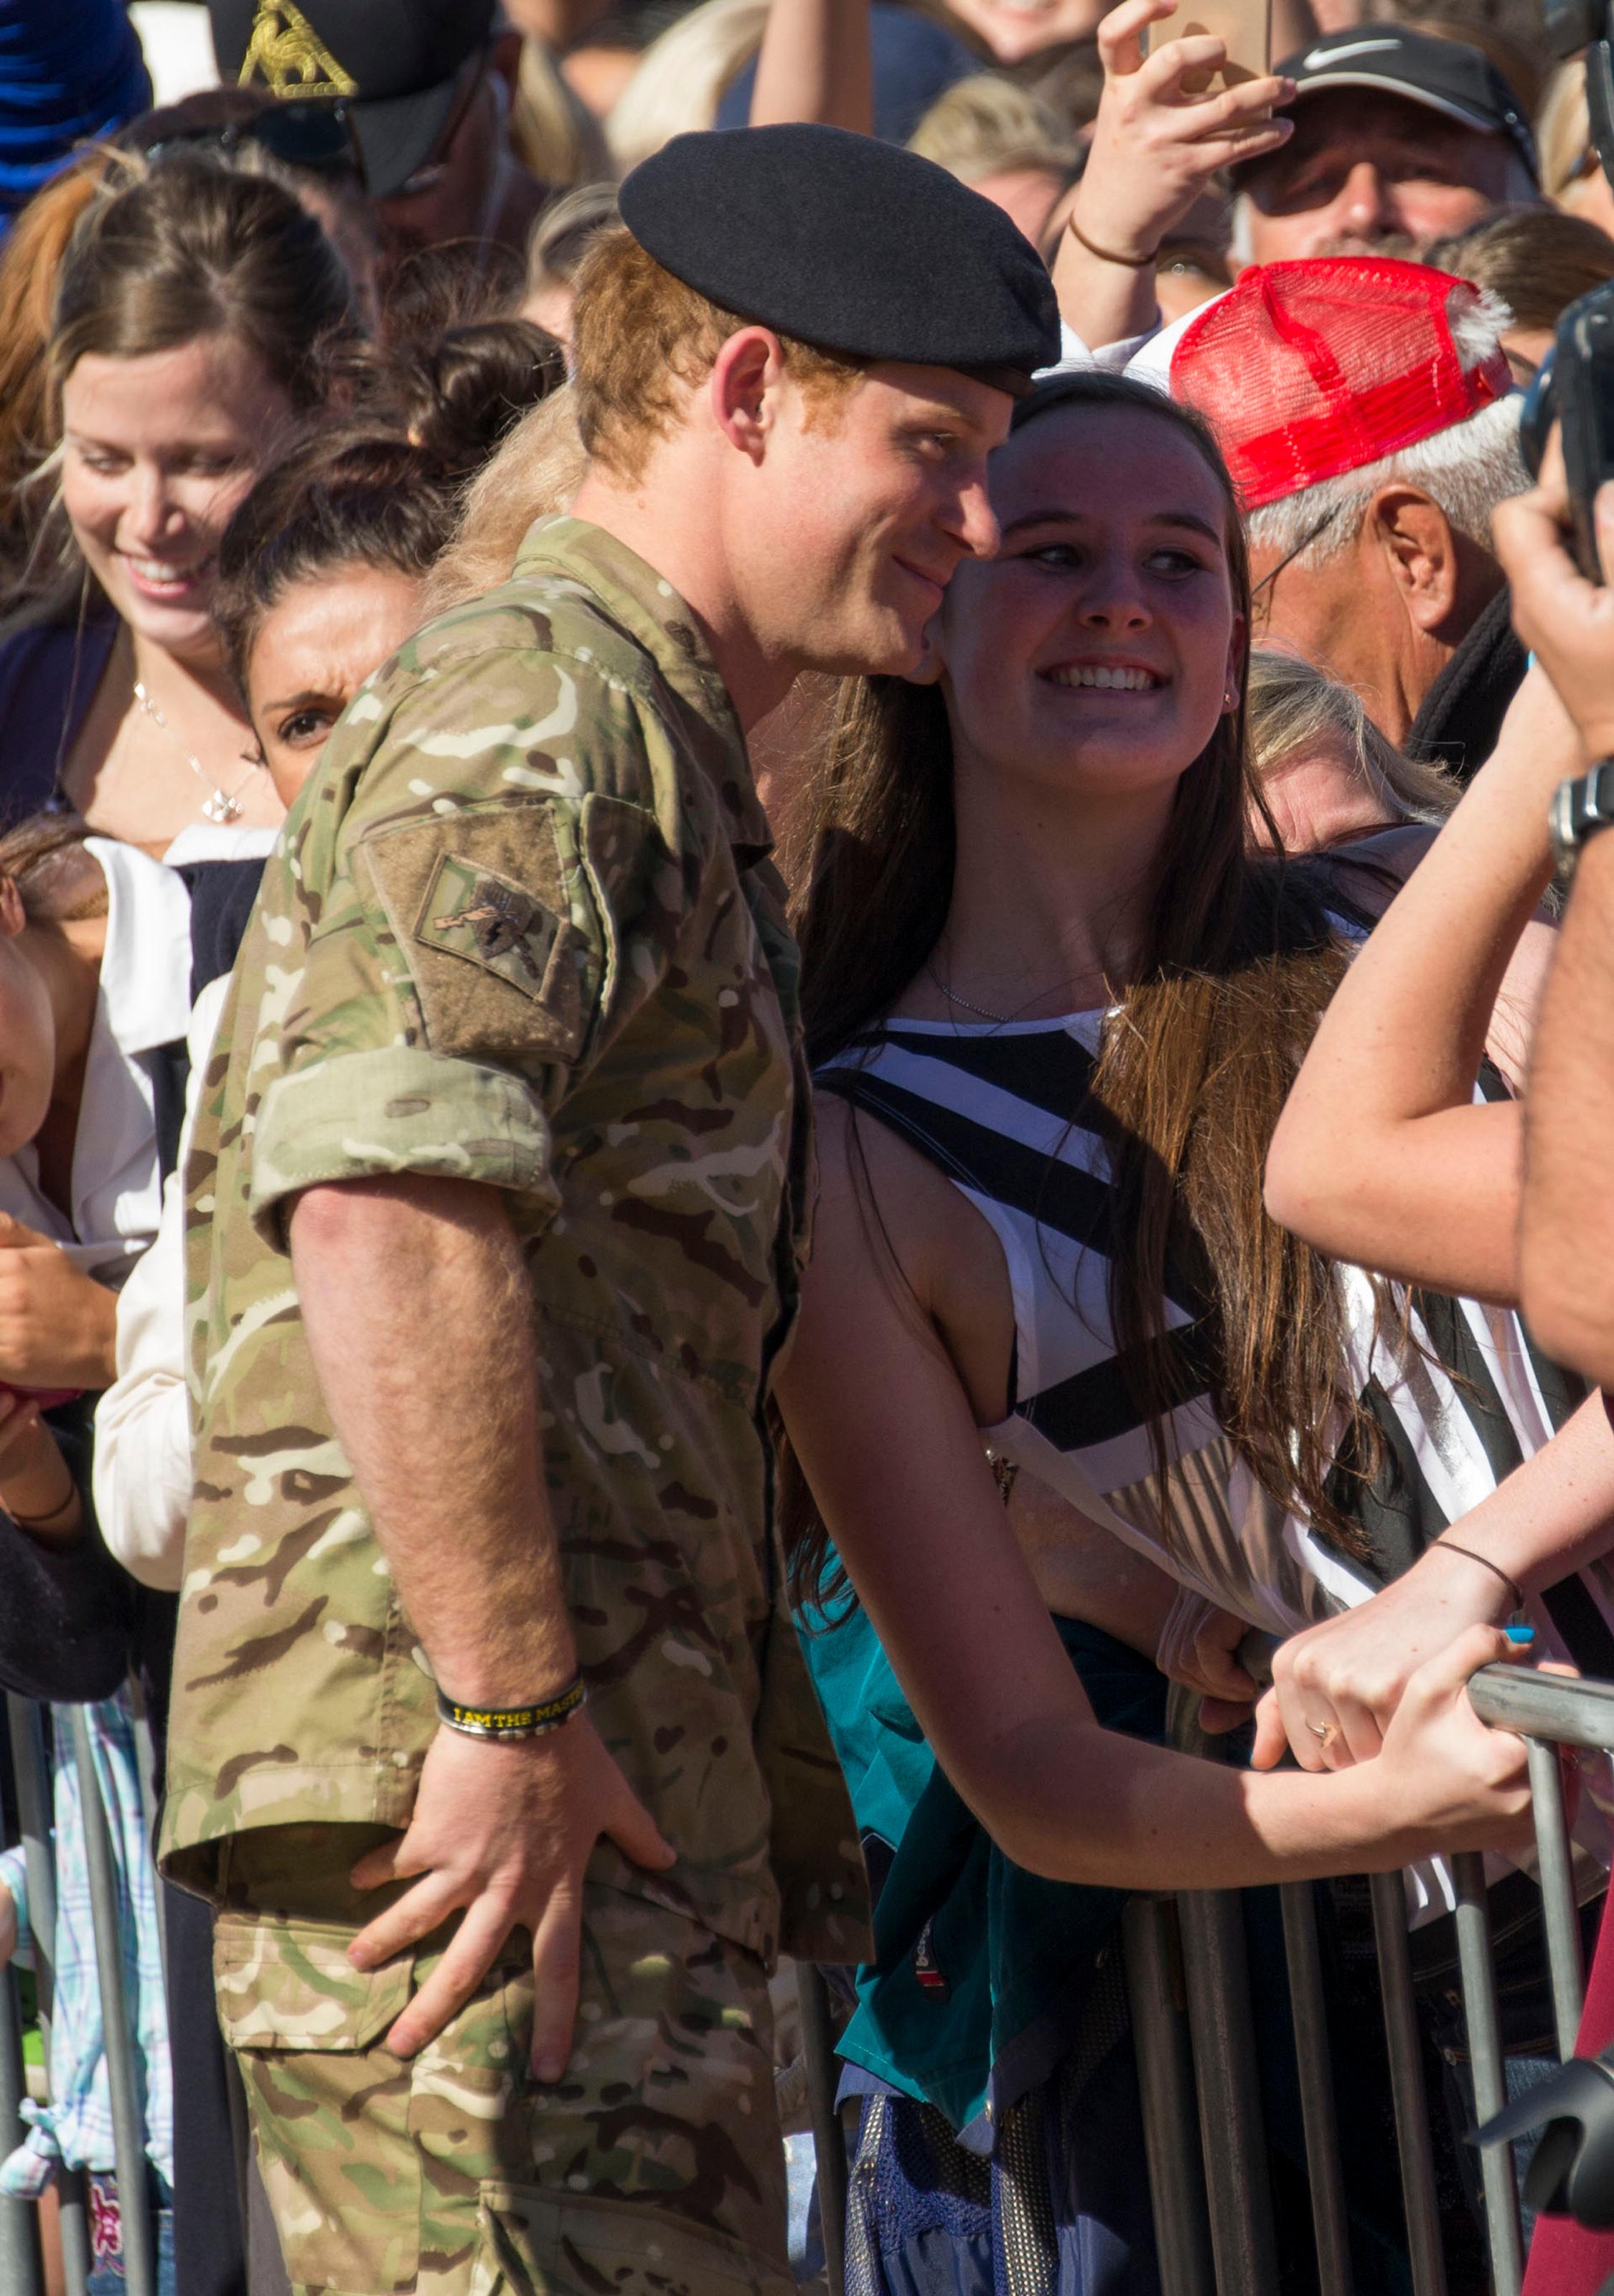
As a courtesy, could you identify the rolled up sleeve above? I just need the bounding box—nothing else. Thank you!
[240,639,673,1248]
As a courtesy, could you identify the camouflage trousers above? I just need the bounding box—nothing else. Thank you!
[212,1825,793,2296]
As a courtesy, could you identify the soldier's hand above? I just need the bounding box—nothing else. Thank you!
[345,1715,675,2074]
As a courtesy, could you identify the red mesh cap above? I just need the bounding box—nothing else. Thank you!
[1167,258,1513,512]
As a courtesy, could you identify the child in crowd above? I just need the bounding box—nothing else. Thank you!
[0,818,188,2292]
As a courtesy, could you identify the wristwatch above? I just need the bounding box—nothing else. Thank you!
[1550,760,1614,878]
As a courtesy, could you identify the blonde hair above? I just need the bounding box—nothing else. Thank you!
[423,385,588,613]
[512,38,615,190]
[1539,57,1597,207]
[569,227,863,484]
[525,182,620,305]
[908,72,1079,185]
[604,0,767,174]
[1248,650,1459,826]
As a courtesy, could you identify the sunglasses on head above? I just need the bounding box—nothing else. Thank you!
[146,100,367,194]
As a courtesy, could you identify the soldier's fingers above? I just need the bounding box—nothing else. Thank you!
[349,1827,431,1893]
[347,1870,462,1972]
[384,1898,512,2059]
[603,1777,677,1873]
[529,1879,583,2082]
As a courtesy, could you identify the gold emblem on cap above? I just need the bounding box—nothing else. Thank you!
[237,0,357,98]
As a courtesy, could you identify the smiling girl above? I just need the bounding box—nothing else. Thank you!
[775,371,1586,2290]
[0,156,356,858]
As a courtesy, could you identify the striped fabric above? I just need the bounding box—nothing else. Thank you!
[820,1011,1614,1906]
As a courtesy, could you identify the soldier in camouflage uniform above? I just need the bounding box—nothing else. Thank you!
[161,126,1059,2293]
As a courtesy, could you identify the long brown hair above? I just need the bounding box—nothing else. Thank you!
[787,372,1383,1604]
[6,154,358,625]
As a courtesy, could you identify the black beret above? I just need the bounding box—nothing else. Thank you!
[619,124,1061,395]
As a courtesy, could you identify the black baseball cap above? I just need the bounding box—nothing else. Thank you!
[1266,26,1538,183]
[207,0,496,201]
[620,126,1061,396]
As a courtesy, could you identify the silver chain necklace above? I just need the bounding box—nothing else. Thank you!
[926,961,1016,1027]
[132,679,263,824]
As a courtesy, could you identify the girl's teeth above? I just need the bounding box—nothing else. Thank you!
[1057,666,1156,690]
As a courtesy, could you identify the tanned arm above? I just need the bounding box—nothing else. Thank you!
[749,0,873,133]
[290,1175,672,2073]
[774,1101,1529,1891]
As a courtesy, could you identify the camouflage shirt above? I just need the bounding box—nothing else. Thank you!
[161,517,865,1967]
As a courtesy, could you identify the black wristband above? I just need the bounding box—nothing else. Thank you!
[436,1675,587,1741]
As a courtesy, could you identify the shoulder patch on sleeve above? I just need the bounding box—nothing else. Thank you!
[358,804,590,1064]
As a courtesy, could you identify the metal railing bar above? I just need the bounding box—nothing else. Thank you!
[57,2167,93,2296]
[797,1963,847,2296]
[6,1699,59,2031]
[6,1698,90,2296]
[1465,1668,1614,1749]
[1121,1896,1216,2296]
[67,1708,156,2296]
[1451,1850,1523,2296]
[1524,1736,1586,2062]
[0,1970,44,2296]
[1177,1887,1282,2296]
[128,1703,166,1995]
[1369,1869,1448,2296]
[1279,1881,1354,2295]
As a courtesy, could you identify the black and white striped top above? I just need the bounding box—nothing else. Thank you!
[819,1009,1614,1672]
[821,1007,1614,1908]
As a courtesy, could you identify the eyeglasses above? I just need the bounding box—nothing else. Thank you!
[146,100,367,194]
[1250,504,1341,611]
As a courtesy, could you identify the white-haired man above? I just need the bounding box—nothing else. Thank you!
[1140,255,1529,759]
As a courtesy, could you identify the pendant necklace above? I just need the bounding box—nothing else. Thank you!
[133,679,263,824]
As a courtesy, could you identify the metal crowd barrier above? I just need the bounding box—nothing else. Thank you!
[799,1646,1614,2296]
[1120,1640,1614,2296]
[0,1692,161,2296]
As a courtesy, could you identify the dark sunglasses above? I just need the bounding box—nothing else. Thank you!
[146,100,367,194]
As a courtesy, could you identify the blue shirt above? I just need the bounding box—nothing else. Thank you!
[0,0,151,225]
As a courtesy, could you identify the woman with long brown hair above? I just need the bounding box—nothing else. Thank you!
[0,154,356,857]
[774,371,1592,2290]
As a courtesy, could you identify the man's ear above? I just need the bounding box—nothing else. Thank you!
[1369,485,1460,633]
[708,326,786,463]
[0,878,24,941]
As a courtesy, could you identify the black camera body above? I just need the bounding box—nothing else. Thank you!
[1520,282,1614,583]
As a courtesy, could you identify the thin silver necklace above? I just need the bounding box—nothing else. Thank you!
[132,678,263,824]
[926,961,1016,1027]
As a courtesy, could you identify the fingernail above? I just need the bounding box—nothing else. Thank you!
[1505,1624,1536,1644]
[535,2056,563,2084]
[347,1946,369,1968]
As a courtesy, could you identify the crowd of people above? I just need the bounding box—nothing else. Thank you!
[6,0,1614,2292]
